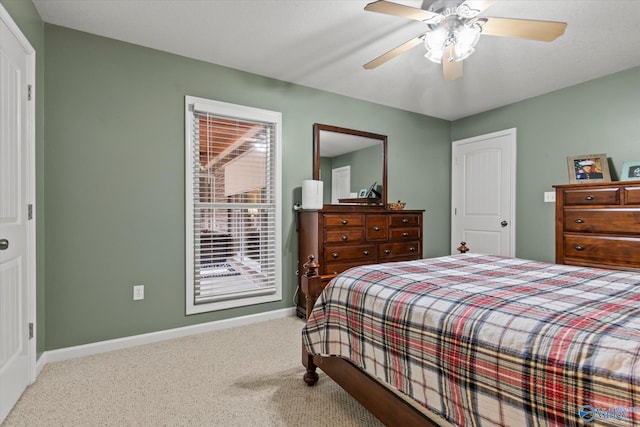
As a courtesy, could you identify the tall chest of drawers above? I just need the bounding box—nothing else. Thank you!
[297,206,424,317]
[555,182,640,271]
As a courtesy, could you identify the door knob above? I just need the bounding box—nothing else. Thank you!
[500,220,508,227]
[0,239,8,250]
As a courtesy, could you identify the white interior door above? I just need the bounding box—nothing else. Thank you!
[331,165,351,204]
[451,129,516,256]
[0,5,36,423]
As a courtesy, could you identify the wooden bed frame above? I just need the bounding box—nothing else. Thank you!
[300,243,469,426]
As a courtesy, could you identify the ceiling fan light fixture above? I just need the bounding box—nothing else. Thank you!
[424,49,443,64]
[424,19,481,64]
[454,24,481,59]
[423,27,448,63]
[454,44,475,61]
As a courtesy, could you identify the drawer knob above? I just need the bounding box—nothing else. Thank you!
[332,271,338,275]
[584,195,595,201]
[332,252,339,258]
[410,247,416,252]
[402,218,409,223]
[374,226,380,231]
[341,235,348,241]
[384,249,391,255]
[341,219,348,225]
[574,245,585,251]
[574,218,584,224]
[363,250,370,256]
[403,232,409,237]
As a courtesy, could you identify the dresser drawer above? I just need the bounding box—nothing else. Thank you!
[624,187,640,205]
[378,241,420,260]
[324,214,364,228]
[564,209,640,233]
[562,188,620,205]
[389,227,420,241]
[324,244,376,264]
[389,214,421,227]
[366,215,388,241]
[321,261,376,276]
[563,234,640,267]
[325,229,364,244]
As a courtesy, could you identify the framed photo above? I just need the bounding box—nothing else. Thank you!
[358,188,367,198]
[365,181,378,198]
[621,161,640,181]
[567,153,611,184]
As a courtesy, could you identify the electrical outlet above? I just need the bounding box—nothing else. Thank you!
[544,192,556,203]
[133,284,144,300]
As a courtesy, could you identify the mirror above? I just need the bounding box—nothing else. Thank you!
[313,123,387,206]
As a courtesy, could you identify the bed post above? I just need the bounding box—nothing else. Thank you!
[301,255,322,317]
[457,241,469,253]
[301,255,322,386]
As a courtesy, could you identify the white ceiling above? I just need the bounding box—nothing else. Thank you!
[32,0,640,121]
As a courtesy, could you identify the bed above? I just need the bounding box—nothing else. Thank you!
[301,252,640,426]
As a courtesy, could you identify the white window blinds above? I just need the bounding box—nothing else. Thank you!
[185,97,282,314]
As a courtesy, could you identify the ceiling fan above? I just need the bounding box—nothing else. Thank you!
[363,0,567,80]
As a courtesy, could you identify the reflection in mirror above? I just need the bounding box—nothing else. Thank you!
[313,124,387,206]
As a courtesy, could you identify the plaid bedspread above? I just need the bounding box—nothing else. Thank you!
[302,254,640,426]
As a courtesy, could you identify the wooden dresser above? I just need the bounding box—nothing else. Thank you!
[297,206,424,317]
[555,181,640,271]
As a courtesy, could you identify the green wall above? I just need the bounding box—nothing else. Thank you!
[42,25,451,349]
[451,66,640,262]
[1,0,46,355]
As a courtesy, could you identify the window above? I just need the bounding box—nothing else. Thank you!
[185,96,282,314]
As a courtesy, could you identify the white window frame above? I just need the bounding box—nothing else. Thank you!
[185,96,282,314]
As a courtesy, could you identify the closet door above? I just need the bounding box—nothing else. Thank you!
[451,128,516,256]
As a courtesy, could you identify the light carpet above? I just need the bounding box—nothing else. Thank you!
[3,316,383,426]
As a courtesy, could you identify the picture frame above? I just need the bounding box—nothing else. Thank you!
[358,188,368,198]
[567,153,611,184]
[365,181,378,198]
[621,161,640,181]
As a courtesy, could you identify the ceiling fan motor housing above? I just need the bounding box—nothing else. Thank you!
[427,0,478,17]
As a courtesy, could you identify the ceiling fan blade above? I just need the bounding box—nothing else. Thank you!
[478,17,567,41]
[458,0,496,16]
[363,36,423,70]
[364,0,442,23]
[442,45,463,80]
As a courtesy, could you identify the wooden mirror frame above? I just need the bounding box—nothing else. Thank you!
[312,123,388,206]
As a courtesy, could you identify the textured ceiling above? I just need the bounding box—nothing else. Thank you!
[32,0,640,120]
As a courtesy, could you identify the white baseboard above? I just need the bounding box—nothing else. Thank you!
[36,307,296,373]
